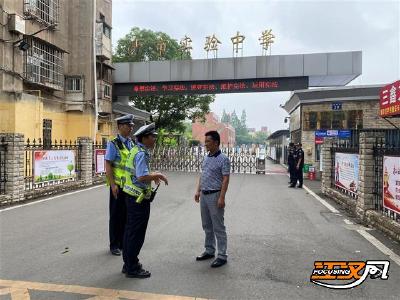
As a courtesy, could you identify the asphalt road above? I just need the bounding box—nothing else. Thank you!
[1,165,399,299]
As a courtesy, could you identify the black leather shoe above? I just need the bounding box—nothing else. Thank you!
[110,248,121,256]
[288,185,295,188]
[196,252,215,261]
[211,258,227,268]
[297,185,303,188]
[122,263,142,274]
[125,267,151,279]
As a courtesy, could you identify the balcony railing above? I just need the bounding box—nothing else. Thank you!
[23,37,64,90]
[24,0,60,26]
[95,23,111,60]
[97,81,112,114]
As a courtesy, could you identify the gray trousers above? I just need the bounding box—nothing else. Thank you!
[200,192,227,260]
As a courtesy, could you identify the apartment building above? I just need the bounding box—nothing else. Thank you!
[0,0,147,144]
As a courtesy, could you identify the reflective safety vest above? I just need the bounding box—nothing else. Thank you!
[122,145,152,203]
[107,136,130,187]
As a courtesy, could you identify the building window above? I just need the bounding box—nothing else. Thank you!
[97,63,113,82]
[303,111,317,130]
[303,110,363,130]
[347,110,363,129]
[103,23,111,39]
[65,77,82,92]
[315,143,322,162]
[332,111,345,129]
[104,84,111,98]
[43,119,52,149]
[24,0,60,26]
[320,111,331,129]
[23,37,64,90]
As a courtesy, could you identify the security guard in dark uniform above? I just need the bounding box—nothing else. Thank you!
[294,143,304,188]
[105,114,134,256]
[121,123,168,278]
[287,142,296,186]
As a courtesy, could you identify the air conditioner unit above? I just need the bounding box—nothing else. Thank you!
[8,14,26,34]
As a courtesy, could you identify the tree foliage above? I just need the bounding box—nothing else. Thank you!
[222,109,268,145]
[113,27,215,132]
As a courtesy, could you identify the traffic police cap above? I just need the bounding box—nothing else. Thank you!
[134,123,158,137]
[115,114,134,125]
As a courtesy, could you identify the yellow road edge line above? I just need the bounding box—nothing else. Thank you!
[0,279,205,300]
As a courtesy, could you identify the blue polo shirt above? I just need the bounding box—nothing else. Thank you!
[132,142,150,189]
[105,134,133,162]
[200,150,230,191]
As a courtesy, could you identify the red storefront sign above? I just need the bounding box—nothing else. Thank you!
[380,80,400,117]
[315,137,324,144]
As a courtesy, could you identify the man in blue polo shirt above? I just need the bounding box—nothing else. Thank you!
[105,114,134,256]
[194,130,231,268]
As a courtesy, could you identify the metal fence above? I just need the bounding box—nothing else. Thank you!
[330,141,359,199]
[347,128,400,147]
[24,138,82,191]
[0,137,7,194]
[151,144,258,174]
[373,137,400,223]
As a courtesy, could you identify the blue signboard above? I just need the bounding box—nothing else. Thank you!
[314,130,351,138]
[332,103,342,110]
[315,130,327,137]
[338,130,351,138]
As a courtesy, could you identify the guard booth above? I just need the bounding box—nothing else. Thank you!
[266,130,290,164]
[256,147,266,174]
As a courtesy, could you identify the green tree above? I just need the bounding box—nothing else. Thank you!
[67,164,74,175]
[252,131,269,144]
[221,109,230,124]
[113,27,215,132]
[226,109,252,145]
[230,110,241,130]
[240,110,247,130]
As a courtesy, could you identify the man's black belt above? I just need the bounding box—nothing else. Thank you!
[202,190,221,195]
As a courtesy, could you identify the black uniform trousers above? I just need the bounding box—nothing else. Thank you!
[288,163,296,184]
[295,166,303,186]
[123,195,151,272]
[109,188,127,251]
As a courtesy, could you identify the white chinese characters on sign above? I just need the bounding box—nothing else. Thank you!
[389,85,397,104]
[379,80,400,117]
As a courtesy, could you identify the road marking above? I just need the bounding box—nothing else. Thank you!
[357,230,400,267]
[0,185,105,213]
[300,180,400,268]
[344,219,354,225]
[0,279,208,300]
[0,288,11,295]
[279,164,340,214]
[303,184,340,214]
[264,172,287,175]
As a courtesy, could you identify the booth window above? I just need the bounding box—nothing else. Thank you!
[315,143,322,161]
[303,110,363,130]
[303,112,317,130]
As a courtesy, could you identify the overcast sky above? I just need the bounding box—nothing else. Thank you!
[112,0,400,132]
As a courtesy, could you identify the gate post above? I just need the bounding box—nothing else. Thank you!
[321,138,334,193]
[357,131,385,219]
[77,137,93,186]
[0,133,25,204]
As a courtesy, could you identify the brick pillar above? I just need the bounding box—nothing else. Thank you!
[321,138,334,193]
[357,131,384,219]
[77,137,93,186]
[0,133,25,203]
